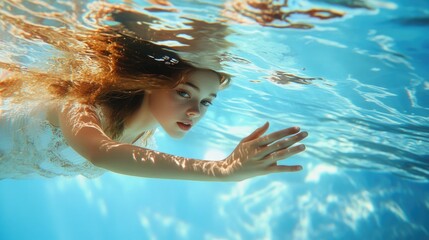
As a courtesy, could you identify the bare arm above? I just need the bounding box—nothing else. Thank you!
[59,103,307,182]
[59,103,226,181]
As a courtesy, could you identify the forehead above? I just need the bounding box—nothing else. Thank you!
[182,70,221,91]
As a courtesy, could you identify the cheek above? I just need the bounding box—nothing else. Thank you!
[149,92,180,118]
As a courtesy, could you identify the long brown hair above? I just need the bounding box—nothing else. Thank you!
[0,3,231,141]
[49,30,230,140]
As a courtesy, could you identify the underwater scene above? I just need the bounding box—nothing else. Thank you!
[0,0,428,239]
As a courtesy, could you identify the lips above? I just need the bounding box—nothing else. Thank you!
[177,122,192,131]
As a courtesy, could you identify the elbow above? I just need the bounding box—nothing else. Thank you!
[84,150,107,168]
[83,143,125,169]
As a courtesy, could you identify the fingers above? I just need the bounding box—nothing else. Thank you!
[263,131,308,155]
[257,126,301,147]
[262,144,306,163]
[265,164,303,173]
[254,130,307,160]
[241,122,270,143]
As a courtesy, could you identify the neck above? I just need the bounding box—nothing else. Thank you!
[123,95,158,140]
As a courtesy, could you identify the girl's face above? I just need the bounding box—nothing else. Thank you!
[147,70,221,138]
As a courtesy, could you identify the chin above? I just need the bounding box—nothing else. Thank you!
[167,132,186,139]
[162,124,188,139]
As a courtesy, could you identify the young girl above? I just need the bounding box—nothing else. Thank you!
[0,8,308,182]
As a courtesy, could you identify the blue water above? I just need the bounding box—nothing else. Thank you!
[1,0,429,239]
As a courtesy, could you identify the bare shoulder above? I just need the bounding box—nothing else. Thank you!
[47,101,101,128]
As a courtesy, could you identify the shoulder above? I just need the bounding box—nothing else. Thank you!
[59,102,105,126]
[47,101,102,127]
[56,101,114,164]
[58,102,110,150]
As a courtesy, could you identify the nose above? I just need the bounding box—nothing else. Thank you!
[186,104,201,118]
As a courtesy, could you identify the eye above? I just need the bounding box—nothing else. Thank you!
[201,100,213,107]
[176,90,190,98]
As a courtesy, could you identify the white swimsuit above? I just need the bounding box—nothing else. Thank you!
[0,99,107,179]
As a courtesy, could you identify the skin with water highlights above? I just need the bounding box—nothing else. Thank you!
[0,1,308,181]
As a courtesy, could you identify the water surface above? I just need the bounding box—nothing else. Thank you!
[0,0,428,239]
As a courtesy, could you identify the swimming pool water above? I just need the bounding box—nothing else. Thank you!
[1,0,428,239]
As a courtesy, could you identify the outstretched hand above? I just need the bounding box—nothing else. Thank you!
[221,122,308,181]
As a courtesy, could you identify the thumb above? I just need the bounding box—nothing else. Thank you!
[241,122,269,143]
